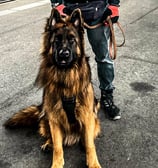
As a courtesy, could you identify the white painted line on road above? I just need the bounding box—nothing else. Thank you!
[0,0,50,16]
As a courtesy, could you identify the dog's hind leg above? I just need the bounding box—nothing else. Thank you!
[84,113,101,168]
[39,117,52,151]
[49,119,64,168]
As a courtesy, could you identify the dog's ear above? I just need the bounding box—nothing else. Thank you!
[49,8,62,27]
[70,9,83,28]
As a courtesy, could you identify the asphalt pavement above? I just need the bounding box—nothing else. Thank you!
[0,0,158,168]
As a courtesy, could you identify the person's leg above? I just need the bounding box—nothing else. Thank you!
[87,25,121,120]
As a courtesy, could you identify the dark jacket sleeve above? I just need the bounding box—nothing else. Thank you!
[108,0,120,6]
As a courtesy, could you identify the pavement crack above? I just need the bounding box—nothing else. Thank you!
[130,6,158,24]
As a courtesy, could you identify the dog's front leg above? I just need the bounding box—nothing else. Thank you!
[49,120,64,168]
[84,114,101,168]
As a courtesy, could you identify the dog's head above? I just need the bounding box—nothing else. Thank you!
[42,8,85,69]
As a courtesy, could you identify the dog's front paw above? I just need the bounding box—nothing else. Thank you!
[87,158,102,168]
[86,147,102,168]
[51,165,63,168]
[51,154,64,168]
[89,164,101,168]
[88,160,102,168]
[51,161,64,168]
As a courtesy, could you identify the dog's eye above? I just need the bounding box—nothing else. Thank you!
[55,35,62,43]
[68,35,75,44]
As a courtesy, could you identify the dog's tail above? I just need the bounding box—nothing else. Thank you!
[4,105,42,129]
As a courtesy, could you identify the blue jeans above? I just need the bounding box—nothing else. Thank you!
[87,25,115,92]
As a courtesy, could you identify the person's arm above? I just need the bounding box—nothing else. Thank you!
[106,0,120,23]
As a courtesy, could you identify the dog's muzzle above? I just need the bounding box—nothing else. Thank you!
[55,48,73,67]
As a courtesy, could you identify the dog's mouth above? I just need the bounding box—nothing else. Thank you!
[54,48,75,68]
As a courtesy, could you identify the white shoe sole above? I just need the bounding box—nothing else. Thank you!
[113,115,121,120]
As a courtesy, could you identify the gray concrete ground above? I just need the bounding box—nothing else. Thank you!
[0,0,158,168]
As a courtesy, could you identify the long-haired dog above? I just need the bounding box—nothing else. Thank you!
[4,8,101,168]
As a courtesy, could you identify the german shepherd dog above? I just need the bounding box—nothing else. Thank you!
[4,8,101,168]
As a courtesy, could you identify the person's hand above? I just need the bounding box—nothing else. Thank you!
[102,5,119,23]
[108,5,119,23]
[102,7,112,21]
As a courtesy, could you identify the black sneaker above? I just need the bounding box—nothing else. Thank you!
[101,90,121,120]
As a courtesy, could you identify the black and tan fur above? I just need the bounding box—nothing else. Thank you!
[4,8,101,168]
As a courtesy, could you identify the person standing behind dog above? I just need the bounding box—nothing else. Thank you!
[50,0,121,120]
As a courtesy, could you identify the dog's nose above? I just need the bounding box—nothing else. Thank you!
[59,49,70,58]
